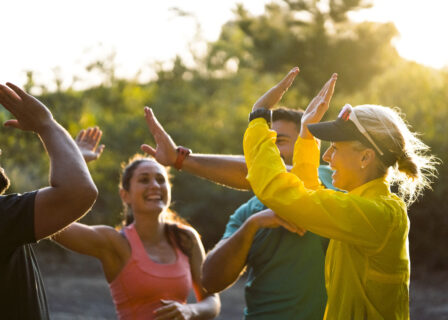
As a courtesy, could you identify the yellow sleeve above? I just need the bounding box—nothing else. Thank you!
[243,119,398,249]
[291,136,322,190]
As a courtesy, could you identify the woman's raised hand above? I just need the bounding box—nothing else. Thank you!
[252,67,300,112]
[75,127,105,163]
[300,73,338,139]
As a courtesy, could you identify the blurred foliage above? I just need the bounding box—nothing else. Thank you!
[0,0,446,269]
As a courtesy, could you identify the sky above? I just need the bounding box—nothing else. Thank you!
[1,0,447,91]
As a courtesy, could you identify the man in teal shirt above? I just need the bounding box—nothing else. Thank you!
[142,107,335,319]
[217,166,333,319]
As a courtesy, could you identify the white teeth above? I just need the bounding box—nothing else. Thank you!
[146,195,162,200]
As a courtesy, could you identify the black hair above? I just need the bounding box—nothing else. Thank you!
[272,107,304,131]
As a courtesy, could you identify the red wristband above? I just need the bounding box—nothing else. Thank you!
[174,146,191,170]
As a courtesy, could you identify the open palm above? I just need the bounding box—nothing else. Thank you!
[75,127,105,163]
[300,73,338,139]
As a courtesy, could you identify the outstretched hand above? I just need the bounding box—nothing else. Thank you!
[249,209,306,236]
[75,127,105,163]
[252,67,300,112]
[300,73,338,139]
[0,82,54,132]
[141,107,178,166]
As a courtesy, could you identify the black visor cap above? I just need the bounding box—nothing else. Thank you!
[307,118,366,142]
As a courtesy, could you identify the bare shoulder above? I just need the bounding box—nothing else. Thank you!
[179,225,202,243]
[88,224,130,255]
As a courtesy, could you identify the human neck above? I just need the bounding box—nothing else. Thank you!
[133,213,166,244]
[345,169,384,192]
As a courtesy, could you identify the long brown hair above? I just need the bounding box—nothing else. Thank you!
[119,154,195,257]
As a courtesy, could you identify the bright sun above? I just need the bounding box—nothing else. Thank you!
[1,0,447,90]
[350,0,448,69]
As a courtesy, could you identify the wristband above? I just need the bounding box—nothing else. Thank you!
[249,108,272,126]
[174,146,191,170]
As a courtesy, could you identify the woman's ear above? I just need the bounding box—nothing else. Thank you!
[361,148,376,168]
[119,188,130,204]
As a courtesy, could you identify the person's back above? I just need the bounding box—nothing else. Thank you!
[0,192,49,319]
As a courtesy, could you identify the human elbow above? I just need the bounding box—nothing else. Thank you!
[201,264,224,294]
[81,180,98,209]
[67,180,98,216]
[201,275,220,294]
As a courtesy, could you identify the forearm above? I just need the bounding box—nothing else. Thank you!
[38,120,96,194]
[202,219,259,293]
[182,154,250,190]
[188,295,220,320]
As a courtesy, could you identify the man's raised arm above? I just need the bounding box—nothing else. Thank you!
[0,83,98,240]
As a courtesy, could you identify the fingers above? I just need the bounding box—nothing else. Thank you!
[323,73,337,105]
[279,66,300,91]
[253,66,300,111]
[91,127,102,148]
[79,127,102,147]
[144,106,165,136]
[140,144,157,156]
[0,84,21,110]
[96,144,105,155]
[3,119,22,130]
[6,82,29,99]
[75,129,86,142]
[154,300,180,320]
[275,214,306,236]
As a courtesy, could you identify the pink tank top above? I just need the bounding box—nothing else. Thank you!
[109,224,192,319]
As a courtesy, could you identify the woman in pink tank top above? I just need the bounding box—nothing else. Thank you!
[53,129,220,319]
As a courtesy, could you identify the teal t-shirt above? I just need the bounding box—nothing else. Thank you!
[222,165,335,320]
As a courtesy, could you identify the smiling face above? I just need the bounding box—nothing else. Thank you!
[322,141,367,191]
[271,120,300,166]
[120,159,171,216]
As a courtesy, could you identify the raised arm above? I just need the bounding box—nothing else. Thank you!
[252,67,300,111]
[243,73,394,246]
[141,107,250,190]
[0,83,98,240]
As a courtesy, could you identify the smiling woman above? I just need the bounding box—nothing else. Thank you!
[243,68,439,319]
[51,128,220,320]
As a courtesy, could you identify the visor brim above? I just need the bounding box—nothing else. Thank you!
[307,118,360,142]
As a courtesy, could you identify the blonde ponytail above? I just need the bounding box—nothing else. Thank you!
[354,105,439,206]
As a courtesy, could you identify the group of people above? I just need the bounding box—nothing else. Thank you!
[0,66,437,319]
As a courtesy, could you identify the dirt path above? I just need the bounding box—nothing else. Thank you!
[37,244,448,319]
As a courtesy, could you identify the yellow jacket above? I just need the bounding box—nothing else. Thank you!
[244,118,410,320]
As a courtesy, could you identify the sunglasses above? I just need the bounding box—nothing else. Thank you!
[338,104,385,157]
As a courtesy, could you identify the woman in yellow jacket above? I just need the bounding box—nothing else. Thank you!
[243,68,438,319]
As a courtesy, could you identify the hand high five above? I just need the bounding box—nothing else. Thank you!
[252,67,300,111]
[0,82,54,133]
[141,107,178,166]
[300,73,338,139]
